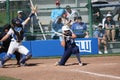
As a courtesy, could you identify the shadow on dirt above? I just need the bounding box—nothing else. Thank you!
[2,62,43,68]
[66,63,88,66]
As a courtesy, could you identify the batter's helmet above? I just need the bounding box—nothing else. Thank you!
[62,25,70,32]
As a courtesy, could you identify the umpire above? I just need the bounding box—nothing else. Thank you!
[0,24,21,65]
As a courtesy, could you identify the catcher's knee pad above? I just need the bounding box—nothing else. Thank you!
[2,54,12,64]
[26,53,32,60]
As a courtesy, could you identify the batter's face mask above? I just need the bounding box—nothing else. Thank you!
[64,30,72,36]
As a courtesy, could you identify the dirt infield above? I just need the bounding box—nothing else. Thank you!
[0,56,120,80]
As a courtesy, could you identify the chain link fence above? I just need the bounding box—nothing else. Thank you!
[0,0,31,29]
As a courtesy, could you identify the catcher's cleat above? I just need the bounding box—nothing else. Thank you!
[0,61,3,68]
[20,63,26,67]
[16,62,20,66]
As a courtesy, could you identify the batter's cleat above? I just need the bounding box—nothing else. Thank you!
[79,63,83,66]
[0,61,3,68]
[54,62,59,66]
[54,62,64,66]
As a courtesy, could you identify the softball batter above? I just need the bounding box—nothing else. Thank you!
[55,25,83,66]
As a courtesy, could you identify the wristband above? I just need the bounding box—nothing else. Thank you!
[29,13,34,18]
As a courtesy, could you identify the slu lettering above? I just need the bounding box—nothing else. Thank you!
[75,40,92,52]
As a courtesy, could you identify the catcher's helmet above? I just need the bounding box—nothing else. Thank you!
[12,18,22,27]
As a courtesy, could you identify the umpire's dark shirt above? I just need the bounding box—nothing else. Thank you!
[0,32,11,49]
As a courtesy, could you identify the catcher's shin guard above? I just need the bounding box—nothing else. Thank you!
[20,53,32,64]
[2,54,12,65]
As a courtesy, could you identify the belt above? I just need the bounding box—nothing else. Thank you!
[11,40,21,43]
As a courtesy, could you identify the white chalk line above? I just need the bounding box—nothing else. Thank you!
[102,63,118,65]
[69,69,120,80]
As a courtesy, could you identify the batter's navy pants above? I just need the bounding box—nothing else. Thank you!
[59,47,73,65]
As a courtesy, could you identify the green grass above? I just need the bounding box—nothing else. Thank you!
[0,76,21,80]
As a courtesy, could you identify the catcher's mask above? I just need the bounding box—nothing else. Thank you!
[12,18,22,27]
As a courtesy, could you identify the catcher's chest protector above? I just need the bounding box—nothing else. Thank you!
[12,26,24,42]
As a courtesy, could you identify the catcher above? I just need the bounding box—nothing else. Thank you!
[0,24,21,65]
[0,6,37,68]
